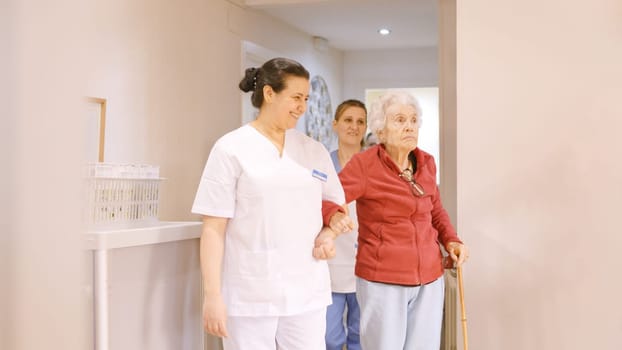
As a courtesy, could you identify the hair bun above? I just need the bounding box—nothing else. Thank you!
[239,67,259,92]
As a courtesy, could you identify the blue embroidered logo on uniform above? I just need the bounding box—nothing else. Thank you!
[312,169,328,182]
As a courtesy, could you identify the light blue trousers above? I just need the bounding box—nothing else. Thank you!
[356,277,445,350]
[325,292,361,350]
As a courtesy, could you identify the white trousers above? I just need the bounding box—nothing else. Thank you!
[356,276,445,350]
[223,308,326,350]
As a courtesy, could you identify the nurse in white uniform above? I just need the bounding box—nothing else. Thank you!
[192,57,353,350]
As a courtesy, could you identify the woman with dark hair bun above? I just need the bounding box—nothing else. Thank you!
[192,57,353,350]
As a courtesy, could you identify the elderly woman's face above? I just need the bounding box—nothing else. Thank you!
[380,103,419,150]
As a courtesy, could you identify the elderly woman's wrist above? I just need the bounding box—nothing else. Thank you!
[445,241,461,250]
[321,227,339,239]
[322,204,344,226]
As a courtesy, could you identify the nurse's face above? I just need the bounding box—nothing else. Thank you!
[333,106,367,147]
[266,76,309,130]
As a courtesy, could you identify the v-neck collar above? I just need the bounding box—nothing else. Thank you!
[247,124,287,158]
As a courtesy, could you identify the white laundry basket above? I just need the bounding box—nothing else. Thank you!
[84,163,163,228]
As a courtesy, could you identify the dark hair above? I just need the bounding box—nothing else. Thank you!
[334,99,368,147]
[239,57,310,108]
[334,99,367,121]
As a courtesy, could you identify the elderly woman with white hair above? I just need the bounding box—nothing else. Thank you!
[323,90,469,349]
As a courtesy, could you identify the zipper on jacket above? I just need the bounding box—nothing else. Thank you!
[416,233,421,285]
[411,151,423,286]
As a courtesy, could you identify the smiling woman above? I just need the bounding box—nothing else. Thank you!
[325,98,367,350]
[192,57,353,350]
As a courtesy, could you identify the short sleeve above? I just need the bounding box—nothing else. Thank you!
[319,145,345,205]
[191,138,241,218]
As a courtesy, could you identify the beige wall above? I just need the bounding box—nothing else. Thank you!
[439,0,457,225]
[7,1,621,349]
[457,0,622,349]
[104,240,202,349]
[0,2,11,346]
[343,47,439,102]
[3,1,89,349]
[86,0,343,222]
[85,0,241,222]
[3,1,342,348]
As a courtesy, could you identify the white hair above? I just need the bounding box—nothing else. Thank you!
[368,90,423,140]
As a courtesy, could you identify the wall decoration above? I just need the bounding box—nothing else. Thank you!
[86,97,107,162]
[304,75,334,149]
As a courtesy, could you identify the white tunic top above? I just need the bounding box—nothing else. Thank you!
[328,150,358,293]
[192,125,345,316]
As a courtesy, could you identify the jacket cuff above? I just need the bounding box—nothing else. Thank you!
[443,238,463,250]
[322,200,345,226]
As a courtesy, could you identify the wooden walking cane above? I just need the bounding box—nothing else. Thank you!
[457,266,469,350]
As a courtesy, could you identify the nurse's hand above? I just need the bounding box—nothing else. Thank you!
[313,227,337,260]
[328,210,355,235]
[203,294,228,338]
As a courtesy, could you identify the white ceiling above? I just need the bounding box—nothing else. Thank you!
[245,0,438,51]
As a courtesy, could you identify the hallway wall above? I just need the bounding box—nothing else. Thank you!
[85,0,344,221]
[342,46,438,101]
[3,1,343,349]
[6,1,622,349]
[3,1,89,349]
[456,0,622,348]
